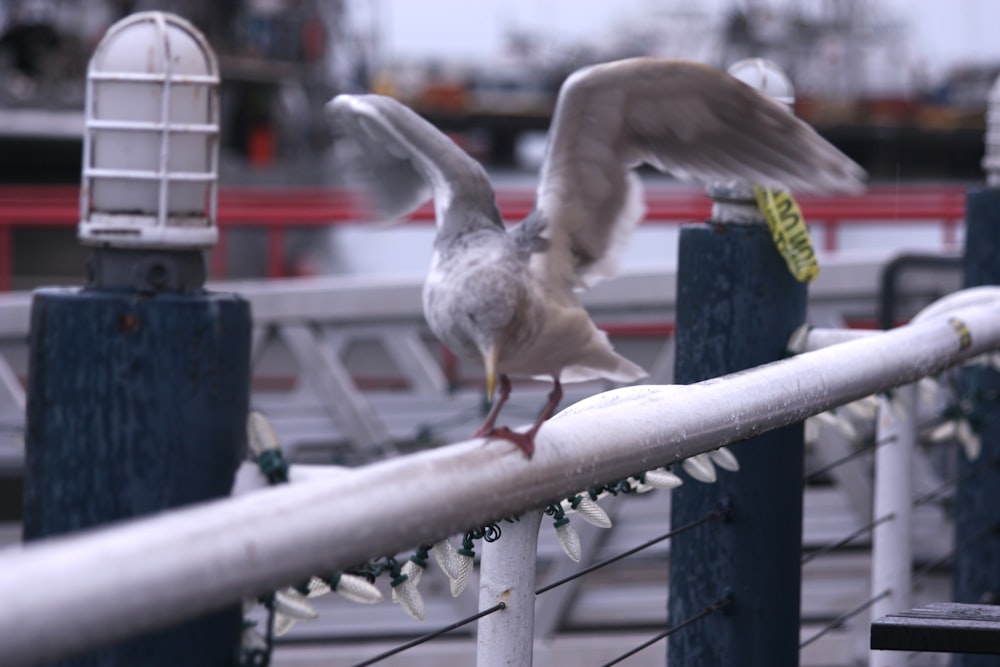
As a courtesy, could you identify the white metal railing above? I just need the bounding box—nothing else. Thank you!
[0,294,997,665]
[0,251,963,468]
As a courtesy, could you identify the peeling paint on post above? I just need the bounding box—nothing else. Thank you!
[953,187,1000,667]
[668,221,806,666]
[23,289,251,665]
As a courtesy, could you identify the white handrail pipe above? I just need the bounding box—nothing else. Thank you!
[0,300,997,665]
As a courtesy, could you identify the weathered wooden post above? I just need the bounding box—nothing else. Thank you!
[22,12,250,665]
[952,74,1000,667]
[668,59,807,666]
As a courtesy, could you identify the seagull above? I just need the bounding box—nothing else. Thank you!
[326,57,865,458]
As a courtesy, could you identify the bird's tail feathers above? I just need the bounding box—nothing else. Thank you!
[556,355,647,384]
[553,328,648,385]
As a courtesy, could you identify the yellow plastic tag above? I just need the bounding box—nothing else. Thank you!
[753,186,819,283]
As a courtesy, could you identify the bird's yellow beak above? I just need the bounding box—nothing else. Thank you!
[483,345,500,402]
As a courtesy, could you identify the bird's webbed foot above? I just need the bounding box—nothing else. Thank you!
[481,426,536,459]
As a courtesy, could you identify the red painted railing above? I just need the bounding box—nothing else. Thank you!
[0,184,968,291]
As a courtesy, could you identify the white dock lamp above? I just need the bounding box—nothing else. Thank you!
[709,58,796,224]
[79,11,220,253]
[727,57,795,108]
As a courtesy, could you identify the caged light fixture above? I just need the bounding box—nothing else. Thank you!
[79,11,220,250]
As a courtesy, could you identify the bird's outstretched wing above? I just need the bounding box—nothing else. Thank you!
[326,94,501,235]
[529,57,866,289]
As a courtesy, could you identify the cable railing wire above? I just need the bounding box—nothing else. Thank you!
[599,597,734,667]
[799,589,891,649]
[802,438,878,484]
[912,464,985,507]
[286,425,981,666]
[535,508,727,595]
[279,431,983,664]
[911,475,961,508]
[351,507,727,665]
[913,521,1000,584]
[801,513,895,565]
[351,603,506,667]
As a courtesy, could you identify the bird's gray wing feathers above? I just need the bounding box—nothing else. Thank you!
[532,57,866,289]
[326,94,501,234]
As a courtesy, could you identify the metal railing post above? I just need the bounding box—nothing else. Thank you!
[476,510,543,666]
[869,385,915,667]
[952,74,1000,667]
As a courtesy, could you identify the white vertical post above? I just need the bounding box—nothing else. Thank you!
[476,510,543,666]
[870,384,916,667]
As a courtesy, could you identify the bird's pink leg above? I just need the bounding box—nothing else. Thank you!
[486,378,563,459]
[474,374,512,438]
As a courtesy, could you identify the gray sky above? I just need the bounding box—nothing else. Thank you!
[348,0,1000,82]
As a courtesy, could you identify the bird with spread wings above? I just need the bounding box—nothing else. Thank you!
[326,57,865,458]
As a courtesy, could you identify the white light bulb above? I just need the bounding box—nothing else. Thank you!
[957,419,981,461]
[574,496,613,528]
[682,453,717,483]
[929,420,957,443]
[401,559,424,587]
[432,540,463,581]
[393,560,425,604]
[555,520,582,562]
[785,323,810,354]
[247,411,280,454]
[306,576,330,598]
[392,576,426,621]
[273,589,318,621]
[449,552,474,597]
[709,446,740,472]
[334,573,383,604]
[643,468,683,489]
[273,613,296,637]
[272,587,316,636]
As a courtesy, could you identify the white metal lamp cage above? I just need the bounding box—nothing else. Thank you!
[79,11,220,249]
[728,57,795,107]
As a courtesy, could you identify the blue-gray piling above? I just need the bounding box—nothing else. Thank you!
[953,188,1000,667]
[23,257,251,665]
[668,220,807,666]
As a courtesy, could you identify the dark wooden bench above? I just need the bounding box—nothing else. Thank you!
[872,602,1000,655]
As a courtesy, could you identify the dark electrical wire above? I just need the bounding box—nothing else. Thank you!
[799,590,890,649]
[535,509,726,595]
[801,513,895,564]
[599,597,733,667]
[351,603,506,667]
